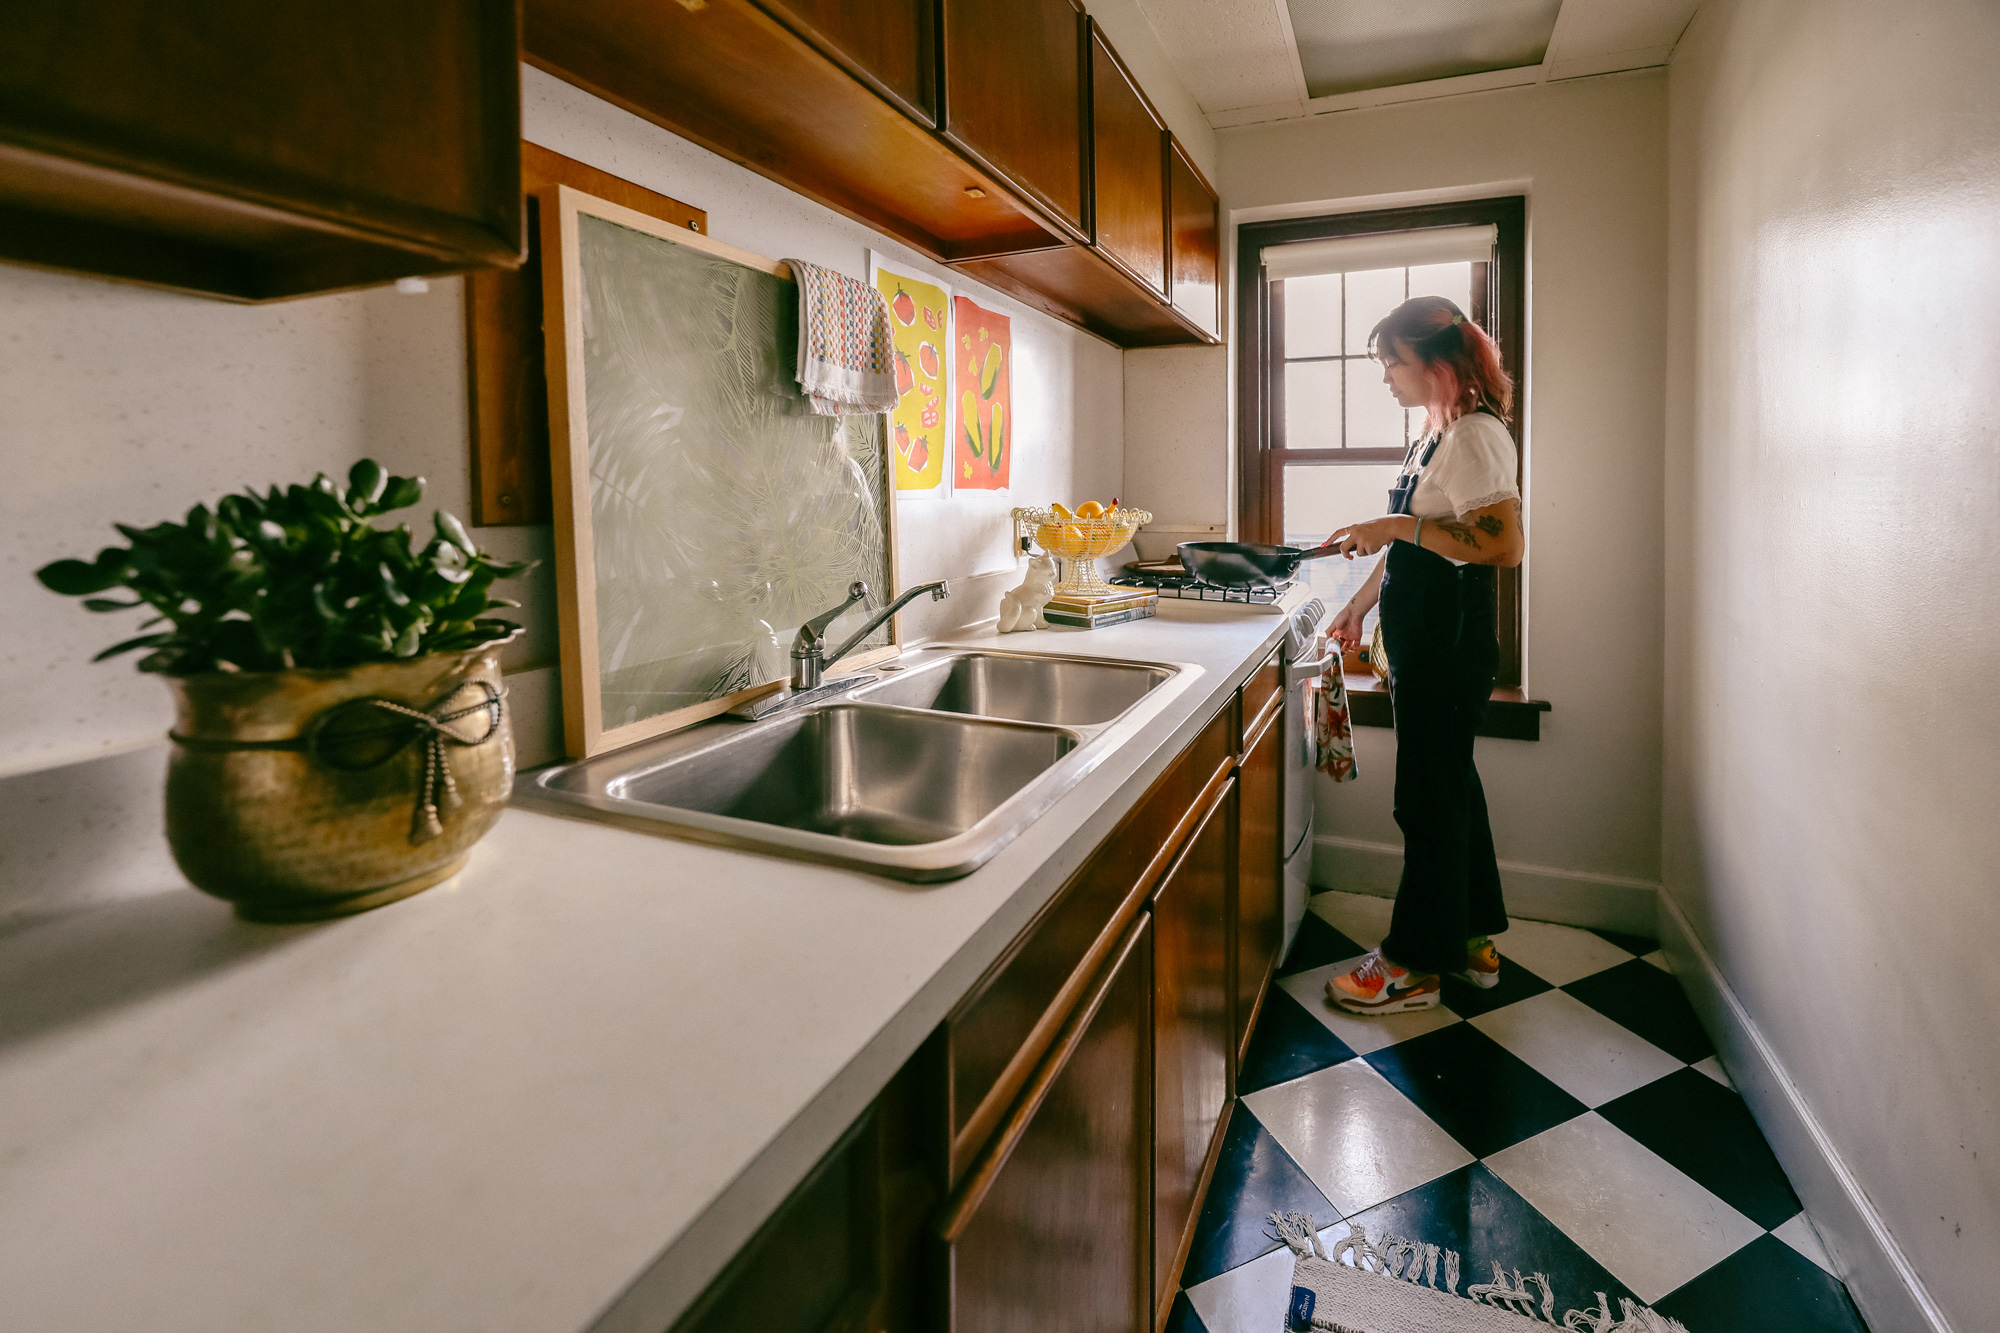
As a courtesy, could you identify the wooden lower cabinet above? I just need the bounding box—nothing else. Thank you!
[671,1045,939,1333]
[677,678,1286,1332]
[939,914,1153,1332]
[1236,695,1285,1064]
[1149,772,1237,1317]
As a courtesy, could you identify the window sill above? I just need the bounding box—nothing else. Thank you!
[1343,673,1551,742]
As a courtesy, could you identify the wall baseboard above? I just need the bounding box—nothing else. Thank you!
[1655,893,1953,1333]
[1310,834,1659,935]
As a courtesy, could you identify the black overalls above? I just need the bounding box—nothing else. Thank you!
[1378,415,1508,974]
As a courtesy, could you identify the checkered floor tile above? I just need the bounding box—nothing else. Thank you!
[1178,892,1870,1333]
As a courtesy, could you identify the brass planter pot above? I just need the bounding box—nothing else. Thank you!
[163,640,517,922]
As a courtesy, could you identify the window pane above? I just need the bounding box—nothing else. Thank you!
[1283,361,1341,449]
[1343,267,1405,354]
[1407,261,1472,314]
[1282,273,1342,358]
[1345,359,1407,452]
[1284,463,1403,628]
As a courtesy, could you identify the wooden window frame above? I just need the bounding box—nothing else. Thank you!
[1236,196,1529,692]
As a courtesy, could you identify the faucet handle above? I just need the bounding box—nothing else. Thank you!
[797,581,869,651]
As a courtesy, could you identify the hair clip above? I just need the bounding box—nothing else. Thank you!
[1450,314,1464,326]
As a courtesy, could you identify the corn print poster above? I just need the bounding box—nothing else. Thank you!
[953,295,1011,491]
[868,254,949,493]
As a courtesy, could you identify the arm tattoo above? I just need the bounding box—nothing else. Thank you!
[1430,514,1507,551]
[1433,520,1482,550]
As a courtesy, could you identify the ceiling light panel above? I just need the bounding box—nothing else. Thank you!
[1285,0,1565,98]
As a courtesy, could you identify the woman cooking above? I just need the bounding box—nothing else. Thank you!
[1320,296,1524,1015]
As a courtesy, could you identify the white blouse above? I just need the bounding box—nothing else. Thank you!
[1402,412,1520,522]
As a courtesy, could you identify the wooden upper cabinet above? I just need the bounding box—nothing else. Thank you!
[940,0,1088,238]
[1168,139,1222,340]
[1089,26,1168,297]
[0,0,522,301]
[529,0,1059,263]
[753,0,934,124]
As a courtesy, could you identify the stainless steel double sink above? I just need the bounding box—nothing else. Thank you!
[515,648,1196,881]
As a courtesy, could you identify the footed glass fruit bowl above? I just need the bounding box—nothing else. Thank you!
[1013,503,1152,593]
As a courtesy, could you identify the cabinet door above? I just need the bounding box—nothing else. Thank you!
[1237,697,1285,1062]
[0,0,521,301]
[1168,140,1221,339]
[941,0,1087,235]
[1152,775,1236,1312]
[941,915,1152,1333]
[1089,26,1168,295]
[754,0,935,123]
[674,1049,937,1333]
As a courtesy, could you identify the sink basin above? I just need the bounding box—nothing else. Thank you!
[850,650,1171,726]
[515,646,1197,880]
[609,705,1076,847]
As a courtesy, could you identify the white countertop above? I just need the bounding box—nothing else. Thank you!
[0,595,1305,1333]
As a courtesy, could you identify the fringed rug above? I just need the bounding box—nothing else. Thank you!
[1270,1212,1692,1332]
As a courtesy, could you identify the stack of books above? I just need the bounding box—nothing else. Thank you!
[1042,586,1159,629]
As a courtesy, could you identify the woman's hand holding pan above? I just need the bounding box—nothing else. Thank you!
[1325,516,1404,559]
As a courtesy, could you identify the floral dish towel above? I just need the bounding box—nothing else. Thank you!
[1312,635,1358,782]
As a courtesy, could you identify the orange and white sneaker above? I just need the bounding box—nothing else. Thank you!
[1454,940,1502,989]
[1326,949,1442,1015]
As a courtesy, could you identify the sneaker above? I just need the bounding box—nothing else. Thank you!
[1326,949,1441,1014]
[1453,941,1501,989]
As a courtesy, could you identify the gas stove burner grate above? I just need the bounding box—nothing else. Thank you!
[1112,561,1294,604]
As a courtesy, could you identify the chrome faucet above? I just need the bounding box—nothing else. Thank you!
[731,578,951,720]
[792,579,950,690]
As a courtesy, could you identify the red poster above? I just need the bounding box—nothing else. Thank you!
[952,296,1011,491]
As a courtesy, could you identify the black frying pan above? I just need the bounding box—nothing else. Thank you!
[1178,541,1343,589]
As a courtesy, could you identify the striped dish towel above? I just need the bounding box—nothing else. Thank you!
[783,258,899,416]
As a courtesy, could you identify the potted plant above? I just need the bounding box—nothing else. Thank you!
[37,460,535,921]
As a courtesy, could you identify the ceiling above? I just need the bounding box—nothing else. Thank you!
[1129,0,1702,127]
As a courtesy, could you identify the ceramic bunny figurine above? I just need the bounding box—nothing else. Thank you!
[998,554,1057,632]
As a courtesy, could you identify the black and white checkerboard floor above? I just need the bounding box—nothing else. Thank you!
[1167,891,1871,1333]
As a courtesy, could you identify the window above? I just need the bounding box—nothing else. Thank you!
[1237,198,1526,687]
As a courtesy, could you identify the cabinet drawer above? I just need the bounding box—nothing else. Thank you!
[1236,699,1285,1063]
[945,699,1234,1178]
[1241,643,1283,745]
[939,913,1151,1333]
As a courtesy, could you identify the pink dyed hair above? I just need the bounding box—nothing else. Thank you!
[1369,296,1513,432]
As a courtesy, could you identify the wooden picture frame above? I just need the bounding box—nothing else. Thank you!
[541,184,902,758]
[465,142,707,527]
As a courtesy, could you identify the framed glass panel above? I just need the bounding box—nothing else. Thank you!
[1284,462,1402,632]
[1283,361,1342,449]
[1407,261,1472,310]
[1345,359,1408,452]
[1283,272,1343,358]
[1343,266,1406,352]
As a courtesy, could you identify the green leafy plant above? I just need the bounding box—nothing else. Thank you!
[36,460,534,675]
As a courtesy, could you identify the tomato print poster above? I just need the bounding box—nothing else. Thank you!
[952,295,1011,491]
[868,253,950,493]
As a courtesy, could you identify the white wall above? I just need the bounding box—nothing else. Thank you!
[1214,73,1669,887]
[0,66,1124,792]
[1121,344,1231,536]
[1665,1,2000,1327]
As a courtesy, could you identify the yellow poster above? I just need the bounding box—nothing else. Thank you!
[870,254,950,493]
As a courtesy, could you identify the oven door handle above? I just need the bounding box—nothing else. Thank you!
[1286,649,1339,688]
